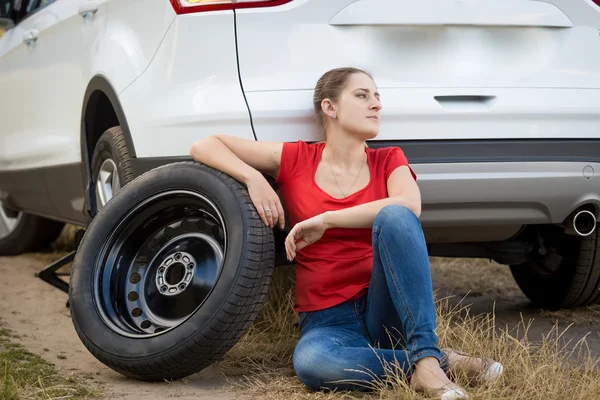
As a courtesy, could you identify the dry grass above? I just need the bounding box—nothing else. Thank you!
[217,263,600,400]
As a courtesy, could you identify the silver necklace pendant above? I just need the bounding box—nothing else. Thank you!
[326,152,366,198]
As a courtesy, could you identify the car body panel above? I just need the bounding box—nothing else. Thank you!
[119,11,255,159]
[235,0,600,143]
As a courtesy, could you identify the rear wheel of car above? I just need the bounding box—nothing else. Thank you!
[69,162,275,381]
[91,126,134,211]
[0,202,65,256]
[510,225,600,309]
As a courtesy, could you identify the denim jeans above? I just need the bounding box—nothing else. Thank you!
[292,204,447,392]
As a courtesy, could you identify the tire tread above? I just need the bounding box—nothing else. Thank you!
[71,162,275,381]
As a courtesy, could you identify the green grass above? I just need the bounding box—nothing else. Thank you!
[0,321,99,400]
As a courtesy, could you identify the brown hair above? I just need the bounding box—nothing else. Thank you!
[313,67,373,139]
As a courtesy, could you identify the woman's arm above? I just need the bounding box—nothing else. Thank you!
[190,135,286,229]
[190,135,283,183]
[323,166,421,229]
[284,166,420,260]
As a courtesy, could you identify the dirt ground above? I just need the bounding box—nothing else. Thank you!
[0,254,253,400]
[1,254,599,399]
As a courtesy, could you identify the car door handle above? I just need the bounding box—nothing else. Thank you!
[79,0,98,19]
[434,95,497,111]
[23,29,39,45]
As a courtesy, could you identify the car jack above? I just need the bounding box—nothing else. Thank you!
[35,250,74,295]
[34,228,85,302]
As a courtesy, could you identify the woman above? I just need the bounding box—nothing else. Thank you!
[190,67,503,399]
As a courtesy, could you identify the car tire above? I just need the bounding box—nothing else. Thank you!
[91,126,134,211]
[510,226,600,309]
[69,162,275,381]
[0,204,65,256]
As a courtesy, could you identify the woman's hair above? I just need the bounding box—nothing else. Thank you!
[313,67,373,139]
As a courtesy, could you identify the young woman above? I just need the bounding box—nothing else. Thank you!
[190,67,503,399]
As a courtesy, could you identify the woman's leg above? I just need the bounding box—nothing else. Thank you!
[366,204,443,367]
[366,204,500,394]
[364,204,469,398]
[293,299,414,392]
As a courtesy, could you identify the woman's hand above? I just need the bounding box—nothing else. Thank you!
[246,173,285,230]
[285,213,330,261]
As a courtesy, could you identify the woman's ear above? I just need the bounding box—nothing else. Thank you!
[321,99,336,119]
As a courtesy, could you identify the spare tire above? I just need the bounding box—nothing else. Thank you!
[69,162,275,381]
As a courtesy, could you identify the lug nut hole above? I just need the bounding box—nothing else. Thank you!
[129,273,141,284]
[127,292,139,301]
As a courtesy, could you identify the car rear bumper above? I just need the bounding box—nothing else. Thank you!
[414,160,599,227]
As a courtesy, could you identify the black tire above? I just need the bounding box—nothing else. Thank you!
[0,205,64,256]
[69,162,275,381]
[510,226,600,309]
[91,126,134,211]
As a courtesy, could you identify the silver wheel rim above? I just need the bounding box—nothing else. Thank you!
[0,201,22,241]
[96,158,121,209]
[92,190,227,337]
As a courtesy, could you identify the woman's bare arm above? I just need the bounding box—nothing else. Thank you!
[189,135,283,184]
[322,166,421,229]
[190,135,285,228]
[284,166,421,260]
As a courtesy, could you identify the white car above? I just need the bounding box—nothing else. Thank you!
[1,0,600,381]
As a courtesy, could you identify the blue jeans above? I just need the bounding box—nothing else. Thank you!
[292,205,447,391]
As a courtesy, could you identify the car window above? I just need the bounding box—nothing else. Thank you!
[0,0,58,26]
[0,0,13,38]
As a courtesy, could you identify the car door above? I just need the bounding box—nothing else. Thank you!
[0,0,107,221]
[0,0,59,215]
[0,0,36,173]
[0,15,7,173]
[3,0,107,171]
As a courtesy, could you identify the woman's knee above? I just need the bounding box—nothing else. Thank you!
[374,204,419,233]
[293,338,347,391]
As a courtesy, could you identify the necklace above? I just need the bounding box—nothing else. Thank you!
[325,149,367,198]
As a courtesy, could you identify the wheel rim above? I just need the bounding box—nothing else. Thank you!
[526,229,578,276]
[0,202,22,241]
[95,158,121,209]
[92,190,227,338]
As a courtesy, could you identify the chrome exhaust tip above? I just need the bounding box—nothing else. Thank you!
[564,209,597,237]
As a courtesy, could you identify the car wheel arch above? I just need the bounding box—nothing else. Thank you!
[81,75,137,220]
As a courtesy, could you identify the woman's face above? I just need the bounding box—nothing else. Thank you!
[332,72,382,140]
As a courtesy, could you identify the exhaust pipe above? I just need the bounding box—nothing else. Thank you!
[564,209,597,237]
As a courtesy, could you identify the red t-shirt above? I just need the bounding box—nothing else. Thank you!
[276,140,416,312]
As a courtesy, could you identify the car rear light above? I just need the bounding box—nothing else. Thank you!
[170,0,292,14]
[593,0,600,6]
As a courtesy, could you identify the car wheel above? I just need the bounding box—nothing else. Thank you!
[69,162,275,381]
[91,126,134,211]
[0,201,65,256]
[510,225,600,309]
